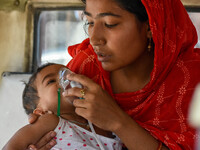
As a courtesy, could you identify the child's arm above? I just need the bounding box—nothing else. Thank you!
[3,113,59,150]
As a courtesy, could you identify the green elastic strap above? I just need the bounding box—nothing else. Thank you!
[57,88,61,116]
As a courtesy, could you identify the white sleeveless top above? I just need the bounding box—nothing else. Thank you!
[51,117,122,150]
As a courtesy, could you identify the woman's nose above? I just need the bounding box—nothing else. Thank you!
[89,24,106,47]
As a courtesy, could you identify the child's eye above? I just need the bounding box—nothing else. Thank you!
[47,79,56,85]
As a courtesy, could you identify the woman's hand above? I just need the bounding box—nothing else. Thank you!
[27,114,57,149]
[26,131,56,150]
[63,73,130,132]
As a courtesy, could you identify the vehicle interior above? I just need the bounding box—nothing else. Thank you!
[0,0,200,148]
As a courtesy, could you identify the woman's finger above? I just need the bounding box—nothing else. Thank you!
[27,139,56,150]
[73,98,87,108]
[34,131,57,149]
[63,87,81,97]
[74,107,88,119]
[63,87,90,99]
[27,145,37,150]
[38,139,57,150]
[67,73,96,89]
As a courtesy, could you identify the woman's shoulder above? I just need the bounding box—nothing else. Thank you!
[67,38,92,58]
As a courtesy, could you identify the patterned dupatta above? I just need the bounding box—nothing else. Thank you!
[67,0,200,149]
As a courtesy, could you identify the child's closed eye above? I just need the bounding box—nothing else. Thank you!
[47,79,56,85]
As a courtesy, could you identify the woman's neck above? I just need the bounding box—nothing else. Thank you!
[111,50,154,93]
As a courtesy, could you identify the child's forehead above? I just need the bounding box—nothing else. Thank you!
[41,64,65,73]
[36,64,65,82]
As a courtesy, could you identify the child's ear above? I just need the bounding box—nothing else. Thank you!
[33,108,45,116]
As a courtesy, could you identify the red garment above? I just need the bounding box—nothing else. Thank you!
[67,0,200,149]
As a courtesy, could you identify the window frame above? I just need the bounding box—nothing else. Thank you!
[186,6,200,12]
[186,6,200,48]
[25,0,84,72]
[32,7,84,72]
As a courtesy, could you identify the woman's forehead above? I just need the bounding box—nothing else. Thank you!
[85,0,124,15]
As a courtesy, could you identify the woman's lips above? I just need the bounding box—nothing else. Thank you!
[96,52,111,62]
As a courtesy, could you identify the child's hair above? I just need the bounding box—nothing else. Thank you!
[23,63,56,115]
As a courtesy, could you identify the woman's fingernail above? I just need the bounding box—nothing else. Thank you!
[28,146,35,150]
[50,131,56,137]
[67,74,71,79]
[62,90,68,96]
[50,139,56,146]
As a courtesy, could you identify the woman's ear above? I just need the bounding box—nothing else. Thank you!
[146,21,152,38]
[147,30,152,39]
[33,108,45,116]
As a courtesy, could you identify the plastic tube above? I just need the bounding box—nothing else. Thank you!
[88,121,105,150]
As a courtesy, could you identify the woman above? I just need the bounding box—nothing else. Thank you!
[28,0,200,149]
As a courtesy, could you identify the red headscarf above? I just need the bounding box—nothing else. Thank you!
[67,0,200,149]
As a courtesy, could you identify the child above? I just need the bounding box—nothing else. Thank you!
[3,63,122,150]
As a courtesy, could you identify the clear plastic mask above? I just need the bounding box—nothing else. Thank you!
[58,68,82,104]
[59,68,82,90]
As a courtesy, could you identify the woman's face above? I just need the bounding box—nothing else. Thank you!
[35,64,75,115]
[85,0,150,72]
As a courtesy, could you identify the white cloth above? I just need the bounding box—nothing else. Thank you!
[51,117,122,150]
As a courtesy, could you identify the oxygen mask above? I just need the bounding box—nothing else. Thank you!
[58,68,82,105]
[59,68,82,90]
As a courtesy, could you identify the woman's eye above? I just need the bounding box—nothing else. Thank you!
[47,80,56,85]
[85,20,94,26]
[84,20,118,28]
[105,23,118,28]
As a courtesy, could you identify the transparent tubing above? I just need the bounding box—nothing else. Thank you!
[88,121,105,150]
[59,68,105,150]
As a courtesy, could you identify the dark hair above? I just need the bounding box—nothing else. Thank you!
[81,0,148,22]
[23,63,56,115]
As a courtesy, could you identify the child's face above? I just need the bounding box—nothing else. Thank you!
[35,64,75,115]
